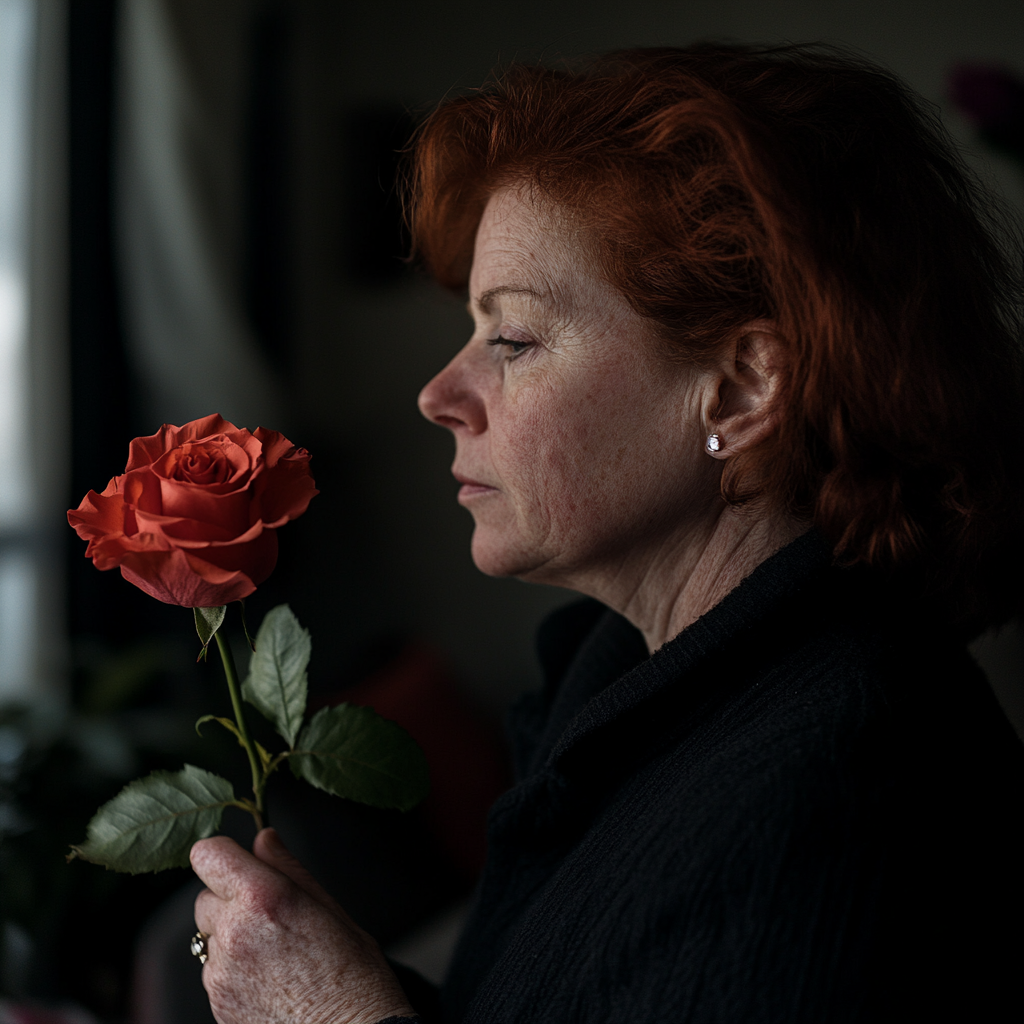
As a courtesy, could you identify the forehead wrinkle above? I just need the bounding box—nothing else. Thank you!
[468,284,579,339]
[470,285,548,316]
[470,190,602,330]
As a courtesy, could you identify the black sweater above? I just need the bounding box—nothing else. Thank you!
[399,532,1024,1023]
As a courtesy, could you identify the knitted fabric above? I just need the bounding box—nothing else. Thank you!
[421,532,1024,1022]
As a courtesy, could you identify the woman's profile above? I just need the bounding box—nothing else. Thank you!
[188,43,1024,1023]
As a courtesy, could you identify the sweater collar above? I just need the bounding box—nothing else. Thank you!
[539,530,835,774]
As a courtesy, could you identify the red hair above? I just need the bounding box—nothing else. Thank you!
[407,45,1024,634]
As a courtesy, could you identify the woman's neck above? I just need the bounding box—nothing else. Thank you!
[585,507,811,654]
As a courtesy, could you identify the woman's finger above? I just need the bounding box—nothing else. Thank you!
[251,828,338,912]
[188,831,413,1022]
[193,886,227,937]
[190,834,271,899]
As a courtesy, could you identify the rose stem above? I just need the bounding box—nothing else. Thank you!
[214,632,268,831]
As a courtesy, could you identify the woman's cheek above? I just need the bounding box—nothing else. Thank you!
[498,402,574,506]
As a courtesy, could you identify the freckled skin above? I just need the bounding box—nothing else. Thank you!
[191,830,413,1024]
[418,187,806,651]
[417,188,720,587]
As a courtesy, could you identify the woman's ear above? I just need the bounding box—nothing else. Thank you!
[702,320,785,458]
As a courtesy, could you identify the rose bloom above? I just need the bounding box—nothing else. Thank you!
[68,414,317,607]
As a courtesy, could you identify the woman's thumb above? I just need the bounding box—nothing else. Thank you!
[252,827,337,910]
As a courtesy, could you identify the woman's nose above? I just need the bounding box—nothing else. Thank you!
[417,345,487,434]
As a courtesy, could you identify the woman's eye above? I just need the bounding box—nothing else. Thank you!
[487,335,533,359]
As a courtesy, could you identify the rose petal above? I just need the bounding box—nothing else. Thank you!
[156,478,254,531]
[120,465,164,516]
[151,436,255,489]
[153,444,229,486]
[119,547,260,607]
[133,509,266,547]
[259,464,318,527]
[193,528,278,586]
[125,415,250,472]
[125,427,180,473]
[253,427,297,469]
[88,528,170,570]
[132,510,236,545]
[68,478,128,543]
[252,430,319,526]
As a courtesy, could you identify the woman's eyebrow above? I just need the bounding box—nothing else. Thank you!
[470,285,546,314]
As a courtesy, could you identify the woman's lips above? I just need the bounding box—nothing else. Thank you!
[454,473,498,500]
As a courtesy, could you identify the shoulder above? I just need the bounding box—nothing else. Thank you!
[687,617,1022,802]
[601,628,1024,1017]
[613,606,1024,887]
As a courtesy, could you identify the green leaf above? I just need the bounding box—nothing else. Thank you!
[194,606,226,661]
[196,713,242,740]
[289,704,429,811]
[241,604,309,748]
[238,599,256,651]
[67,765,235,874]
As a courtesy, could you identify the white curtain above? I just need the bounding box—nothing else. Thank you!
[116,0,284,433]
[0,0,67,705]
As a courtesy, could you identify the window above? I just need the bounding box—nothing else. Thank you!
[0,0,36,702]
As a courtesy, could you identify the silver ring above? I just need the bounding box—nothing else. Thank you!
[190,930,209,964]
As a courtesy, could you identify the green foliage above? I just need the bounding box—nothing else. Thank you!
[69,603,430,877]
[290,704,430,811]
[242,604,309,748]
[193,606,227,661]
[1,696,198,1008]
[67,765,235,874]
[238,599,256,651]
[195,713,242,742]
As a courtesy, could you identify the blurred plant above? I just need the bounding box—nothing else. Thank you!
[948,63,1024,172]
[0,641,195,1011]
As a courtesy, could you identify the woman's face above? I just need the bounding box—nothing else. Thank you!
[418,187,723,590]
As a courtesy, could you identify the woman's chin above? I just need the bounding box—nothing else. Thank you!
[470,531,546,580]
[470,542,524,578]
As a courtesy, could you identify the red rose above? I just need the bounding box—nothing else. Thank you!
[68,414,318,607]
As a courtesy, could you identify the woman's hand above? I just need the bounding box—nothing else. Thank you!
[191,828,415,1024]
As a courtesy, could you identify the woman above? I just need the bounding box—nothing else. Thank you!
[190,44,1024,1023]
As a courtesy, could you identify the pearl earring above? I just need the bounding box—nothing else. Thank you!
[705,433,722,455]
